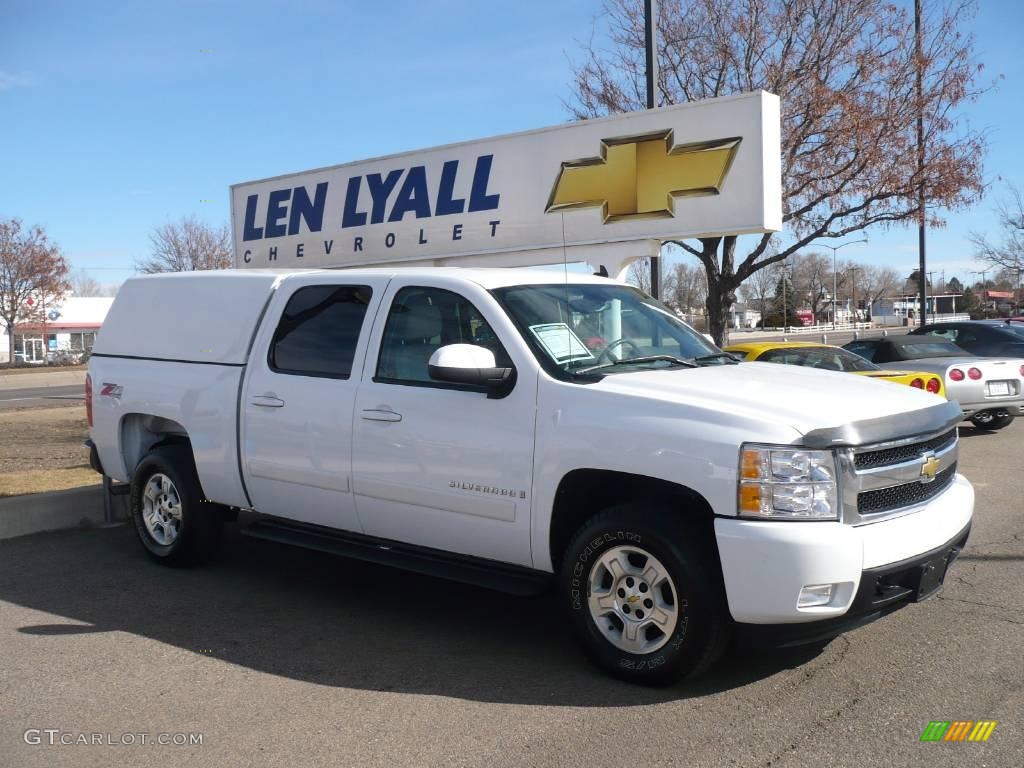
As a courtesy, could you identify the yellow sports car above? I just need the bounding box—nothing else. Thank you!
[724,341,947,397]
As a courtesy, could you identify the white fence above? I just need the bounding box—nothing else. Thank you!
[764,322,874,335]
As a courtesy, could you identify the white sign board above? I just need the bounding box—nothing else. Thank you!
[231,91,781,272]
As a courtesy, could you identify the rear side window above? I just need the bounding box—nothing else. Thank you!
[270,285,373,378]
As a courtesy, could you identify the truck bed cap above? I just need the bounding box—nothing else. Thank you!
[92,271,284,365]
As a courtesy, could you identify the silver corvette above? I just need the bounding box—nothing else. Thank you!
[843,335,1024,430]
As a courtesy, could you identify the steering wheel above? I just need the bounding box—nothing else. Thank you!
[597,338,642,363]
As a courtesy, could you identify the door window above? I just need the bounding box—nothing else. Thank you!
[376,286,512,385]
[269,285,373,378]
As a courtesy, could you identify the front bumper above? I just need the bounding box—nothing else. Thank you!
[734,521,970,647]
[714,473,974,626]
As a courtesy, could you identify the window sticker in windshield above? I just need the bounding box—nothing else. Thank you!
[529,323,595,364]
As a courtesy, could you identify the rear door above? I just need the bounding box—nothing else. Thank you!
[350,277,538,568]
[241,274,390,530]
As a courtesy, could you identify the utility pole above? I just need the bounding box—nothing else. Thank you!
[972,269,988,313]
[848,265,860,322]
[645,0,660,299]
[915,0,927,327]
[926,270,937,322]
[781,261,788,330]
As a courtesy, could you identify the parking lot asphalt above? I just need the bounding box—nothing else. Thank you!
[0,385,84,411]
[0,423,1021,768]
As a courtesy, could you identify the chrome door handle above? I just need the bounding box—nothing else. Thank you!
[361,408,402,422]
[251,394,285,408]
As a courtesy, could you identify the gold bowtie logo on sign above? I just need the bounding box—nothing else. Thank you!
[546,131,741,223]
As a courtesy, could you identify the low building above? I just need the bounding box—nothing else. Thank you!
[729,304,762,329]
[0,296,114,364]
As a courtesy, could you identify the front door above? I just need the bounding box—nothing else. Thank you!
[351,280,537,568]
[241,275,389,530]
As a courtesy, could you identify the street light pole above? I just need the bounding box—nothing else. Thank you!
[819,239,868,328]
[644,0,661,300]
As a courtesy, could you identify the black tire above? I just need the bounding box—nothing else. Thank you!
[970,411,1015,431]
[130,444,223,566]
[559,503,730,686]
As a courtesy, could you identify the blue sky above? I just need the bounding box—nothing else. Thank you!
[1,0,1022,288]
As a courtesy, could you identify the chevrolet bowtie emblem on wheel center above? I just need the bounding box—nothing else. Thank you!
[920,454,941,483]
[546,131,741,223]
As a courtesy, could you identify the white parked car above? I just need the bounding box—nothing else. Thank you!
[86,269,973,684]
[843,335,1024,430]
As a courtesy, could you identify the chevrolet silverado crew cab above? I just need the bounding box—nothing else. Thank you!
[86,268,973,685]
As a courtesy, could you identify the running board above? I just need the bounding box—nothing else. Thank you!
[240,519,550,596]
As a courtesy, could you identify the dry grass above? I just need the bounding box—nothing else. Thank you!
[0,467,100,497]
[0,405,96,495]
[0,364,87,376]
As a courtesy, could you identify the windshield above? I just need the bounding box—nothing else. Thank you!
[999,323,1024,339]
[897,340,965,359]
[757,346,881,372]
[492,283,720,375]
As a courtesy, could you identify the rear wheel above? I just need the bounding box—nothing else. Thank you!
[130,444,223,565]
[970,410,1014,431]
[559,503,729,686]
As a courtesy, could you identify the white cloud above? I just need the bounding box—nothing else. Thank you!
[0,71,31,91]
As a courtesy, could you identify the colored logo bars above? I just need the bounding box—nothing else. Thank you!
[920,720,997,742]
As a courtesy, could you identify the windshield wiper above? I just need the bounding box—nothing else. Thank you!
[572,355,698,376]
[692,352,740,365]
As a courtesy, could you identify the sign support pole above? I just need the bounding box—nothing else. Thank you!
[645,0,661,299]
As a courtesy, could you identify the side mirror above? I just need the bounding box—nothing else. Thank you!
[427,344,515,395]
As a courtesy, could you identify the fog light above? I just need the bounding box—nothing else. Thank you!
[797,584,835,608]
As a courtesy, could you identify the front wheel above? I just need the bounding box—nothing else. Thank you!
[130,444,223,566]
[559,504,729,686]
[970,410,1015,431]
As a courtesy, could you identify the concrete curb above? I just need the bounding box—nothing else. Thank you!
[0,485,129,540]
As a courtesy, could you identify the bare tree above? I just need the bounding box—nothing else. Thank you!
[0,218,71,364]
[570,0,987,343]
[738,259,779,317]
[71,271,103,297]
[860,265,901,312]
[790,252,842,321]
[137,217,232,273]
[668,261,708,314]
[969,183,1024,282]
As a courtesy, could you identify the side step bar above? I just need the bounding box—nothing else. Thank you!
[240,519,551,596]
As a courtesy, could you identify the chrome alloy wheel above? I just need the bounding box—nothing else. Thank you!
[587,545,679,654]
[142,473,183,546]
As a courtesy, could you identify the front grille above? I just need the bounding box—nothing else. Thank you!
[854,428,957,470]
[857,463,957,515]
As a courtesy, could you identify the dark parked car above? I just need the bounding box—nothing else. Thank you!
[909,320,1024,358]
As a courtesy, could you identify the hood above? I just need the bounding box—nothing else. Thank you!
[591,361,944,436]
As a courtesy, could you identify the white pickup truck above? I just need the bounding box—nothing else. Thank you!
[87,268,973,684]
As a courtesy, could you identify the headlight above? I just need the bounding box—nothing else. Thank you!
[738,445,838,520]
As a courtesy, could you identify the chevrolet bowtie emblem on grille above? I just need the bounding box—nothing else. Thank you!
[546,131,741,223]
[920,454,941,483]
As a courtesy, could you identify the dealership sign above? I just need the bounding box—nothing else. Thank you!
[231,91,781,272]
